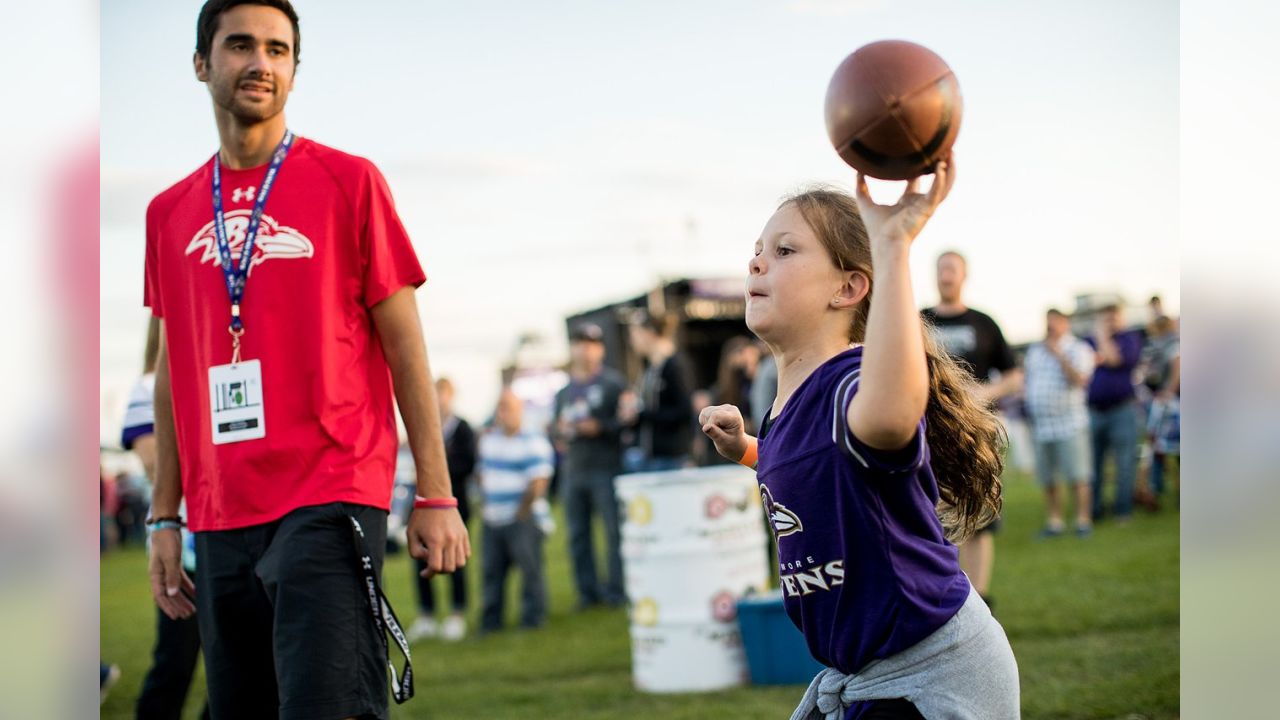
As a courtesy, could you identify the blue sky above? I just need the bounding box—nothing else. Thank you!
[100,0,1178,434]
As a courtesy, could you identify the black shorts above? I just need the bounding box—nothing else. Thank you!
[194,502,389,720]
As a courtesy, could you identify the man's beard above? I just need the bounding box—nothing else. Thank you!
[212,74,286,124]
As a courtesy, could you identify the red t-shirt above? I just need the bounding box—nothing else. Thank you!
[144,137,425,531]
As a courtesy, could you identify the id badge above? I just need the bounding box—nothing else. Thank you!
[208,359,266,444]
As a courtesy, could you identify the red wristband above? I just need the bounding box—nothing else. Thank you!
[414,495,459,509]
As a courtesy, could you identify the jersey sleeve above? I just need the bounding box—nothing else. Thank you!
[988,317,1016,373]
[832,369,927,475]
[360,162,426,308]
[143,198,164,318]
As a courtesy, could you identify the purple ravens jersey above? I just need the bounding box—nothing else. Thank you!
[757,347,970,675]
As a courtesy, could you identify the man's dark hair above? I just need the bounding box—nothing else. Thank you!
[196,0,301,65]
[1046,308,1066,318]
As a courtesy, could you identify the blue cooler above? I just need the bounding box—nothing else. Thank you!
[736,591,825,685]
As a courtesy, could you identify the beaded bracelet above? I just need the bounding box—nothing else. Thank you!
[414,496,459,510]
[145,515,185,527]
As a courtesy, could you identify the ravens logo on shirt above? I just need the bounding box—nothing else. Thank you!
[760,484,803,538]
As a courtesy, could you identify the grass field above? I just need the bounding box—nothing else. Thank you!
[100,468,1179,719]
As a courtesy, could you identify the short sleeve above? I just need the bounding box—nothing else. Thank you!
[360,162,426,308]
[832,370,927,475]
[528,436,555,479]
[143,199,164,318]
[988,318,1016,373]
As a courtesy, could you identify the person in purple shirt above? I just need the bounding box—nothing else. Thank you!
[1085,303,1144,521]
[700,160,1019,720]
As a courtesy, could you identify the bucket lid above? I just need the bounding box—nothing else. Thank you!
[615,465,757,490]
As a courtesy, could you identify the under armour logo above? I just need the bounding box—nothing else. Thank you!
[232,186,257,203]
[362,556,373,570]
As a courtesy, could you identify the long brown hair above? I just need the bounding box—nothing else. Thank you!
[784,187,1004,543]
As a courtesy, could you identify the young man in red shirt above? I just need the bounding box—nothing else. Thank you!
[143,2,469,718]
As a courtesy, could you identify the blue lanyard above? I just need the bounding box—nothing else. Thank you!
[210,130,295,344]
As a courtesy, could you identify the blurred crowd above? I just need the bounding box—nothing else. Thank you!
[1010,294,1181,537]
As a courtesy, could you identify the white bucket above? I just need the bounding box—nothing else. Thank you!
[629,621,751,693]
[617,466,770,693]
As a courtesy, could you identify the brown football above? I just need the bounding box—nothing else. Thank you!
[825,40,963,180]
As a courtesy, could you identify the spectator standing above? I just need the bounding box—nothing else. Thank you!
[1147,294,1165,324]
[1086,304,1144,521]
[479,390,554,631]
[621,311,696,471]
[552,323,628,608]
[1138,315,1180,502]
[1024,310,1096,537]
[921,251,1022,610]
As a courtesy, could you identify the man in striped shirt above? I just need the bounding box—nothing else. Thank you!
[478,389,555,632]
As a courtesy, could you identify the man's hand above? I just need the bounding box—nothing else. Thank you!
[575,417,601,437]
[148,529,196,620]
[699,404,749,463]
[407,507,471,579]
[555,417,573,440]
[515,478,548,525]
[618,390,639,425]
[150,325,191,619]
[371,286,469,577]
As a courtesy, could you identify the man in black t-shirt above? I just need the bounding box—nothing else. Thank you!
[921,254,1021,399]
[922,251,1023,611]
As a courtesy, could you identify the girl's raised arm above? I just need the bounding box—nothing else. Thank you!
[846,158,955,450]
